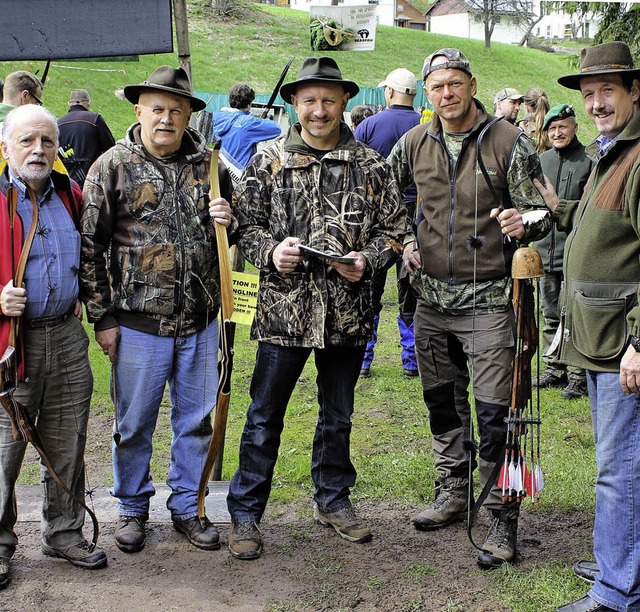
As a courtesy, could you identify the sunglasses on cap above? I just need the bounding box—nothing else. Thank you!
[422,48,472,80]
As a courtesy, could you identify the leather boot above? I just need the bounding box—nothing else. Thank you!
[413,476,468,531]
[114,515,146,553]
[477,509,518,569]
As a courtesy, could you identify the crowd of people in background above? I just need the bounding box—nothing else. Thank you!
[1,39,639,612]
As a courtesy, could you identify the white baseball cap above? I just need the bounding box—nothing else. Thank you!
[378,68,417,95]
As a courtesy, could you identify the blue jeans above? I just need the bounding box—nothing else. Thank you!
[112,323,218,521]
[227,342,365,521]
[587,371,640,611]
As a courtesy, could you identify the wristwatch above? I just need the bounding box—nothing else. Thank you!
[630,336,640,352]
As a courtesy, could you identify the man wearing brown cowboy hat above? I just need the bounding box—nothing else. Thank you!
[535,41,640,612]
[226,56,407,560]
[80,66,234,554]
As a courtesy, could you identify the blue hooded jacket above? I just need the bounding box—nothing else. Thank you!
[213,108,282,169]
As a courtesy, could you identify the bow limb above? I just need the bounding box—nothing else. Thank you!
[197,142,235,521]
[260,57,296,119]
[0,184,99,545]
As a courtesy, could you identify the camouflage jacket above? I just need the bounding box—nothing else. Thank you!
[234,122,407,348]
[80,124,228,337]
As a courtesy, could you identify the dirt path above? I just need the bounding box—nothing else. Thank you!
[3,501,592,612]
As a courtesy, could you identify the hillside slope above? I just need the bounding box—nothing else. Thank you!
[0,1,593,142]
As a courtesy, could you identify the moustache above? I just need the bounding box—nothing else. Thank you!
[153,125,178,133]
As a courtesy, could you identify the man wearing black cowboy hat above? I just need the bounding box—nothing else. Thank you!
[80,66,234,554]
[226,56,407,560]
[535,41,640,612]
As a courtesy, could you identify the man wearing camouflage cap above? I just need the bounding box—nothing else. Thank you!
[388,47,551,569]
[493,87,524,124]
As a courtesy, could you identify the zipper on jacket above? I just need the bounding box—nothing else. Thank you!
[172,163,190,337]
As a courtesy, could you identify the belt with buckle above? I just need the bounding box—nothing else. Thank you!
[26,310,73,329]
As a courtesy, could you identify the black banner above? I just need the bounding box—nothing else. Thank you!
[0,0,173,61]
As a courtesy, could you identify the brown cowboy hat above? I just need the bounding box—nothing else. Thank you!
[280,57,359,104]
[558,41,640,90]
[124,65,206,111]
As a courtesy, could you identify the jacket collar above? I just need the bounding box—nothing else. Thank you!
[283,122,357,157]
[0,165,72,195]
[587,111,640,159]
[125,123,208,163]
[427,99,492,138]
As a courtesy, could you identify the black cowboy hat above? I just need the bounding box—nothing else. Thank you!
[124,65,206,111]
[280,57,359,104]
[558,41,640,90]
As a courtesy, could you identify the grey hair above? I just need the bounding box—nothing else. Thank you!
[2,104,59,143]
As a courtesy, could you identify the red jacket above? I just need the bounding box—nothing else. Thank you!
[0,169,82,380]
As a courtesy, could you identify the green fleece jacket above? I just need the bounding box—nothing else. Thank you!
[553,112,640,372]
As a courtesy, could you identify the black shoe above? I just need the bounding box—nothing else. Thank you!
[532,370,567,389]
[562,379,588,400]
[477,510,518,570]
[228,521,263,560]
[173,516,220,550]
[556,595,614,611]
[403,368,419,379]
[359,368,371,379]
[0,557,10,590]
[115,515,146,553]
[573,560,599,584]
[42,540,107,569]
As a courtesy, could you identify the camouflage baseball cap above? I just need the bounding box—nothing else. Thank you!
[422,48,471,80]
[494,88,524,104]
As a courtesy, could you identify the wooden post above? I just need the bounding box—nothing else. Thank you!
[173,0,192,82]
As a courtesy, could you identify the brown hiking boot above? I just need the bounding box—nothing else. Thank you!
[42,540,107,570]
[477,510,518,569]
[413,478,468,531]
[228,521,262,560]
[114,515,146,553]
[173,516,220,551]
[313,504,372,543]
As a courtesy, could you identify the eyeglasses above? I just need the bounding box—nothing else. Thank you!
[29,91,43,106]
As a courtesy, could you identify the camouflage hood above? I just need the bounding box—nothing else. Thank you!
[80,122,221,336]
[233,122,407,348]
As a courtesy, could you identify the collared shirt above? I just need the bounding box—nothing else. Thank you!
[12,174,80,320]
[595,134,616,159]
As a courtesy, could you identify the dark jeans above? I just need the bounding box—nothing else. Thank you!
[227,342,365,521]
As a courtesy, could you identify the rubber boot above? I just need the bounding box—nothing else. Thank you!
[397,314,418,378]
[360,315,379,378]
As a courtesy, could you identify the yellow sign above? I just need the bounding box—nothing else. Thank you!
[231,271,259,326]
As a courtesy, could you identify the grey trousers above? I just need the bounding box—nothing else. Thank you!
[414,301,516,510]
[0,315,92,558]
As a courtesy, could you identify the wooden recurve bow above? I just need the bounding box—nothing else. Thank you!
[197,142,235,522]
